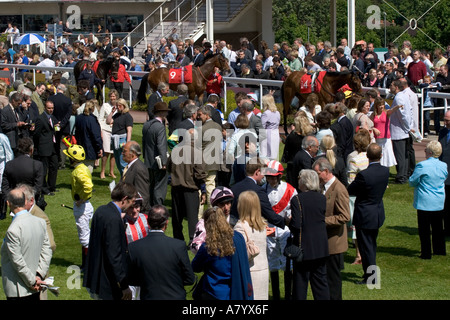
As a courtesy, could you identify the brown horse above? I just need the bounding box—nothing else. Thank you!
[137,53,230,105]
[281,70,362,132]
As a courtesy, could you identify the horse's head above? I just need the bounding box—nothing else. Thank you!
[110,59,120,80]
[215,53,230,72]
[349,71,363,93]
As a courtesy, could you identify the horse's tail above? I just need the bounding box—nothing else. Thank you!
[137,73,150,104]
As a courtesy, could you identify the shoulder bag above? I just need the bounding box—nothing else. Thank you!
[283,195,304,263]
[243,223,260,260]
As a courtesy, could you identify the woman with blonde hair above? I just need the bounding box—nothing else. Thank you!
[106,97,133,175]
[318,134,347,186]
[282,112,313,186]
[346,128,371,265]
[234,190,268,300]
[260,94,280,160]
[192,207,253,300]
[75,99,103,172]
[98,89,119,178]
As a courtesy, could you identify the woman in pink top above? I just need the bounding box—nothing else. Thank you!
[371,97,402,167]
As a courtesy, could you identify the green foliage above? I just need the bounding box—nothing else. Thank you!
[274,0,450,51]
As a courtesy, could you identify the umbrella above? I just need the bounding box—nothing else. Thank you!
[14,33,46,45]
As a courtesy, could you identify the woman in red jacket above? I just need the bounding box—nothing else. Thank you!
[110,62,131,98]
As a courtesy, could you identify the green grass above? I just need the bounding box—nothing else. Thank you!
[0,123,448,300]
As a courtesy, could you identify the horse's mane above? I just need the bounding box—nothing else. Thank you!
[197,53,222,66]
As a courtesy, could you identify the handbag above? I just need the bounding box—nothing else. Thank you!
[243,224,260,260]
[283,195,304,263]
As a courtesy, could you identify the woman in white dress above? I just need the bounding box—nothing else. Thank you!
[98,89,118,179]
[260,94,280,160]
[234,190,268,300]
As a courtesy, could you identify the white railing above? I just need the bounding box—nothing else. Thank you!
[3,61,450,134]
[0,63,146,106]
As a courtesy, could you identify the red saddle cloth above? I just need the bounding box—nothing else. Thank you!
[168,65,193,84]
[300,71,326,94]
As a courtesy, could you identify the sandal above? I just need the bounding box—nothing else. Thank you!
[351,259,362,265]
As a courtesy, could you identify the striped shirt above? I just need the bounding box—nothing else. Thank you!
[124,213,149,243]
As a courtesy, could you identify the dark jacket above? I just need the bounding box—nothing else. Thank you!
[48,92,73,135]
[230,177,285,229]
[34,112,58,157]
[347,162,389,229]
[289,192,329,261]
[74,113,103,160]
[127,232,195,300]
[83,202,129,300]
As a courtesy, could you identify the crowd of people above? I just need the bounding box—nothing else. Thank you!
[0,26,449,301]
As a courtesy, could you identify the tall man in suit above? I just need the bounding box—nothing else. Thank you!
[142,102,170,207]
[313,157,350,300]
[292,135,319,190]
[34,100,59,195]
[1,187,52,300]
[48,83,72,168]
[147,82,169,120]
[230,157,286,229]
[120,141,151,214]
[438,110,450,236]
[1,92,27,154]
[127,205,195,300]
[167,84,188,136]
[331,102,354,162]
[83,182,137,300]
[348,143,389,285]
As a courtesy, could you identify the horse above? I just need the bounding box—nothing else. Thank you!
[73,56,119,103]
[281,70,362,132]
[137,53,230,105]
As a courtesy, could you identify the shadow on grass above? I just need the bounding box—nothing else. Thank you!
[342,271,362,283]
[385,225,418,236]
[377,245,419,257]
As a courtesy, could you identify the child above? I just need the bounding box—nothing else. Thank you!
[64,144,94,271]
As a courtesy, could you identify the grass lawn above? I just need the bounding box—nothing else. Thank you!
[0,123,448,300]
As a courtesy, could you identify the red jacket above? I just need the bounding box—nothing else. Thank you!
[407,60,427,86]
[206,72,223,95]
[110,64,131,83]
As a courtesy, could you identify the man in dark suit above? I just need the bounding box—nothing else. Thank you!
[127,205,195,300]
[2,137,44,199]
[48,84,72,168]
[205,93,223,126]
[142,102,170,207]
[83,182,137,300]
[331,102,354,162]
[292,135,319,190]
[167,84,188,136]
[347,143,389,285]
[230,157,286,229]
[1,92,27,153]
[438,110,450,236]
[313,157,350,300]
[120,141,151,214]
[191,45,204,66]
[147,82,169,120]
[34,100,59,195]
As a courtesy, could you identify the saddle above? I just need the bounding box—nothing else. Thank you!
[168,65,193,84]
[300,71,326,94]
